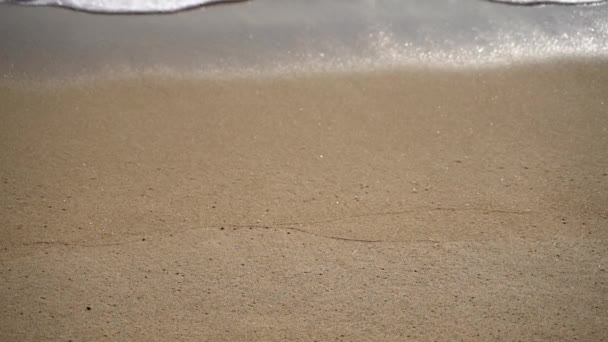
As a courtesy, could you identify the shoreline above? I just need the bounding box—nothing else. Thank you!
[2,56,607,88]
[2,2,608,81]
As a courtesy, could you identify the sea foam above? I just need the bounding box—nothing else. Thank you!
[1,0,239,13]
[3,0,606,13]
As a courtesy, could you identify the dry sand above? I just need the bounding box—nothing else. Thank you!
[1,62,608,341]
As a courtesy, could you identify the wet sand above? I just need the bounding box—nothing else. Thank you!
[2,2,608,80]
[1,61,607,341]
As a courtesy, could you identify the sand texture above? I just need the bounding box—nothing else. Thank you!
[1,62,608,341]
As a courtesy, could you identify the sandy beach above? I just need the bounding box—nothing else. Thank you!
[1,0,608,340]
[1,60,607,340]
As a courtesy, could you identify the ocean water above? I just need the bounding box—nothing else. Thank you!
[2,0,606,13]
[0,0,607,80]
